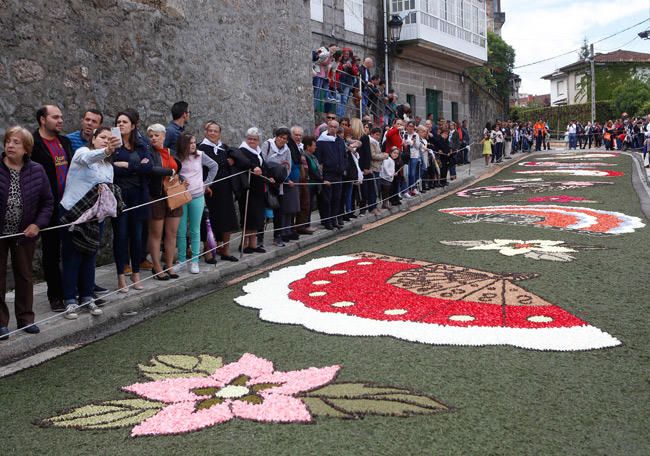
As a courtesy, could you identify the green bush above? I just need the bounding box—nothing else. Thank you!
[513,101,617,133]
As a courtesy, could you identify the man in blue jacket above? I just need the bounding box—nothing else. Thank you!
[315,121,346,230]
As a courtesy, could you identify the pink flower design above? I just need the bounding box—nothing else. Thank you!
[122,353,340,436]
[527,195,588,203]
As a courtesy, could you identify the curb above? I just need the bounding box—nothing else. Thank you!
[0,157,522,371]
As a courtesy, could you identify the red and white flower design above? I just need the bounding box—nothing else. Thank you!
[235,254,621,351]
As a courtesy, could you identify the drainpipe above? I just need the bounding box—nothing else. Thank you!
[384,0,389,89]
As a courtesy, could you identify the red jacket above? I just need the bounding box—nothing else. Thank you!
[385,127,403,152]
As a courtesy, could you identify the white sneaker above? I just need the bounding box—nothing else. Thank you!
[176,263,186,273]
[412,189,420,195]
[402,192,412,199]
[86,302,103,316]
[64,304,79,320]
[190,263,200,274]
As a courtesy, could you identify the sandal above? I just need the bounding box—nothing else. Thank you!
[151,269,169,281]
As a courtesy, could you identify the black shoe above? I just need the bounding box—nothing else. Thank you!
[19,323,40,334]
[324,224,335,230]
[349,214,358,219]
[204,256,218,264]
[288,232,300,240]
[253,247,266,253]
[342,215,351,222]
[92,294,107,306]
[151,268,170,281]
[0,326,9,340]
[281,235,292,243]
[93,285,109,295]
[220,255,239,262]
[50,299,65,313]
[243,247,255,254]
[167,273,180,279]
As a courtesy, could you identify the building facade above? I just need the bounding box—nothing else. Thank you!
[542,50,650,106]
[310,0,492,124]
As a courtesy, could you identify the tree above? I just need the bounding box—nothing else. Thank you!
[578,38,590,61]
[612,76,650,116]
[468,31,515,104]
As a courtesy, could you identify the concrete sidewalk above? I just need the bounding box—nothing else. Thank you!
[0,151,547,368]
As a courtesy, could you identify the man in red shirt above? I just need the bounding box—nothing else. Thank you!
[31,105,73,312]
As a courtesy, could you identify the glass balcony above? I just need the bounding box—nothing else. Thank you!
[392,0,488,63]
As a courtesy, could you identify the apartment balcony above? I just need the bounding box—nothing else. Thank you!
[393,0,488,71]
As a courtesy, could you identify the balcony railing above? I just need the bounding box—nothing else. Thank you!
[392,0,488,63]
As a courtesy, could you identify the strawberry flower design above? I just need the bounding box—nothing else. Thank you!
[466,239,576,257]
[122,353,339,436]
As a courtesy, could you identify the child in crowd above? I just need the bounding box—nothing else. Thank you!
[481,132,492,166]
[380,147,400,209]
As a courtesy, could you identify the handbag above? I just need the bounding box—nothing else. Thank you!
[265,190,280,210]
[163,175,191,210]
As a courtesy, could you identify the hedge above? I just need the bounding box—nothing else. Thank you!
[510,101,617,133]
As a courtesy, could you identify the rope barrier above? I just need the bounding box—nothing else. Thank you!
[0,170,248,241]
[1,178,427,340]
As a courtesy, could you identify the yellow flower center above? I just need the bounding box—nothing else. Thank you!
[214,385,250,399]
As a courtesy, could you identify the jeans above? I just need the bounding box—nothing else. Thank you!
[568,133,577,149]
[494,143,503,161]
[177,196,205,264]
[337,84,352,117]
[61,217,98,303]
[112,187,145,274]
[313,76,328,112]
[535,135,543,151]
[408,158,421,189]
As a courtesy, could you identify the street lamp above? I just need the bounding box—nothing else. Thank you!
[388,14,404,46]
[383,12,404,99]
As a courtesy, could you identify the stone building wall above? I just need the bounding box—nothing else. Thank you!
[391,58,469,122]
[0,0,313,143]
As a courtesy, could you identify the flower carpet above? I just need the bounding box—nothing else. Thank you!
[1,151,648,455]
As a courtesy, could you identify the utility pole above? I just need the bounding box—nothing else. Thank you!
[590,43,596,125]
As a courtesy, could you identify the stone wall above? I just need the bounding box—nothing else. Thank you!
[0,0,313,143]
[467,79,507,158]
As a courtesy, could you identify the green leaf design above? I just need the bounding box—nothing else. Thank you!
[301,382,449,419]
[41,399,164,430]
[138,354,223,380]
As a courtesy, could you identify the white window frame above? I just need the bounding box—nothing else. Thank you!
[310,0,323,22]
[344,0,364,35]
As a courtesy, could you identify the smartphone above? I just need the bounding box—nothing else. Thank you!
[111,127,123,147]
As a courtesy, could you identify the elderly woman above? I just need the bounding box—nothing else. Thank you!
[112,111,153,292]
[146,123,183,280]
[198,121,239,262]
[59,127,121,319]
[232,128,274,253]
[176,132,218,273]
[262,127,296,247]
[0,127,53,339]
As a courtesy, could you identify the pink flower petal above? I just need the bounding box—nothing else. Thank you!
[210,353,275,384]
[252,365,340,395]
[231,394,312,423]
[123,377,220,404]
[131,402,233,437]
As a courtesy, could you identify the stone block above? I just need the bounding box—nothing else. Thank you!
[10,59,45,83]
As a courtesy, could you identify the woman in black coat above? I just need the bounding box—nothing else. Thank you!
[231,127,275,253]
[198,121,239,261]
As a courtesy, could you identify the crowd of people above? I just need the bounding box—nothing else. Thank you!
[509,115,650,154]
[0,99,484,339]
[2,96,648,340]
